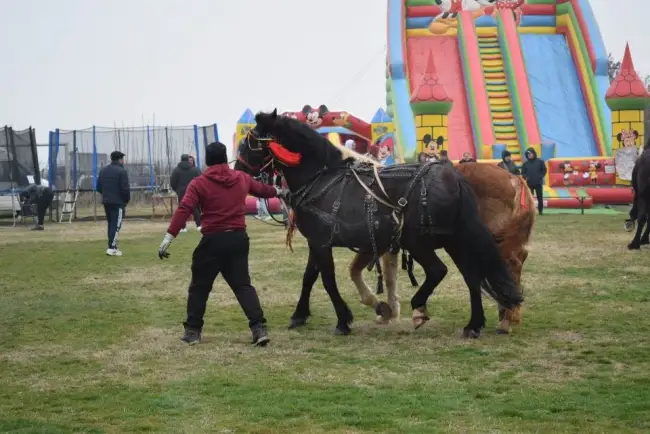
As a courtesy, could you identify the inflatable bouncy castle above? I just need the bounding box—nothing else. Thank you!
[386,0,650,208]
[233,106,396,214]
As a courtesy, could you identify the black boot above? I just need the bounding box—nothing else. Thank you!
[251,324,270,347]
[181,326,201,345]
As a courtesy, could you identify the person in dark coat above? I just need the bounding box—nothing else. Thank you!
[497,150,521,175]
[158,142,290,346]
[20,184,54,230]
[170,154,202,232]
[521,147,546,215]
[96,151,130,256]
[458,152,476,164]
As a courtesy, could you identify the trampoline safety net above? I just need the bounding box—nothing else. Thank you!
[47,123,219,191]
[1,126,40,193]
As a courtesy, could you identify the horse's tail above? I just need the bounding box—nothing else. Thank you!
[455,176,523,310]
[494,175,536,256]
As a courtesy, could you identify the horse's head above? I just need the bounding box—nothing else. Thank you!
[233,132,274,183]
[254,109,345,168]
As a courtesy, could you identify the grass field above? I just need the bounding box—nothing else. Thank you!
[1,214,649,433]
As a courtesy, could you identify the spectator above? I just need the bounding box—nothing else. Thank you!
[171,154,202,232]
[20,183,54,231]
[344,139,356,150]
[96,151,130,256]
[497,150,520,175]
[521,147,547,215]
[459,152,476,164]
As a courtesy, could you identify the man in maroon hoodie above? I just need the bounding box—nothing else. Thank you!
[158,141,289,346]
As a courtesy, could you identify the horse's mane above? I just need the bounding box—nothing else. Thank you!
[258,111,381,168]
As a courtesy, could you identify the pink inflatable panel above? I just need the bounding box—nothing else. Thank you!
[245,196,283,214]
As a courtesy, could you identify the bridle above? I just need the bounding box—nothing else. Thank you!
[238,129,289,227]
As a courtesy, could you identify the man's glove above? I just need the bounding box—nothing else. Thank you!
[158,233,174,259]
[275,186,291,201]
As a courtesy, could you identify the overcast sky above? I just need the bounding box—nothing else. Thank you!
[0,0,645,166]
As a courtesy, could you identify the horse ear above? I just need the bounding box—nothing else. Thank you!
[633,130,639,138]
[301,105,312,115]
[271,108,278,119]
[616,133,623,142]
[318,104,329,115]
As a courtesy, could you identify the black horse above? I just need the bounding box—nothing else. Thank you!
[239,109,522,337]
[626,143,650,250]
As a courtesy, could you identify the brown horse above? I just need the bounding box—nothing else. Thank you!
[286,160,535,334]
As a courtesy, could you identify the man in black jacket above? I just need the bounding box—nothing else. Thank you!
[170,154,202,232]
[97,151,130,256]
[521,147,547,215]
[497,150,521,175]
[20,183,54,230]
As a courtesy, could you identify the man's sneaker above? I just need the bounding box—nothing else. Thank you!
[31,225,44,231]
[196,226,202,232]
[180,228,188,233]
[106,248,123,256]
[251,325,270,347]
[624,219,635,232]
[181,327,201,345]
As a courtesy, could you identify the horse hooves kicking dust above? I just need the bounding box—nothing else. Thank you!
[412,307,430,329]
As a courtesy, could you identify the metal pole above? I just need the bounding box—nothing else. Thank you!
[193,125,201,170]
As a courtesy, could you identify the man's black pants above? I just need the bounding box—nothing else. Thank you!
[178,191,201,228]
[528,183,544,215]
[184,230,266,330]
[35,191,54,226]
[104,204,125,249]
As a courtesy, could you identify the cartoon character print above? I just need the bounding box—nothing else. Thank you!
[430,0,496,35]
[559,160,574,185]
[373,125,388,137]
[488,0,524,26]
[616,129,639,149]
[370,138,394,165]
[301,104,328,128]
[330,112,351,128]
[587,160,601,184]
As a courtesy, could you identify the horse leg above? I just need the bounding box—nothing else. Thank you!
[349,252,393,323]
[310,245,354,335]
[497,250,525,334]
[406,245,448,330]
[381,252,401,323]
[289,248,320,329]
[445,243,486,339]
[628,200,647,250]
[640,214,650,245]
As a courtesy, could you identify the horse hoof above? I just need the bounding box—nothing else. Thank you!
[624,221,635,232]
[334,326,352,336]
[463,328,482,339]
[412,307,430,330]
[627,243,641,250]
[495,328,511,335]
[375,301,392,321]
[375,315,391,325]
[288,317,308,329]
